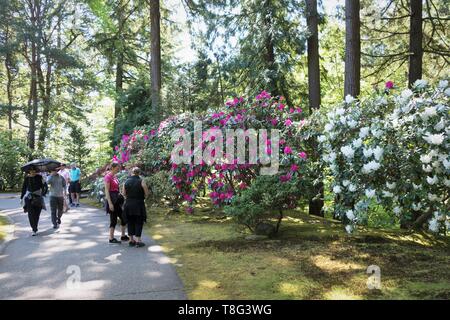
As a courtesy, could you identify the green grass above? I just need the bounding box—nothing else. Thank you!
[0,215,9,241]
[144,200,450,300]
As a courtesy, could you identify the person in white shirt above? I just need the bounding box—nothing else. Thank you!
[58,164,71,212]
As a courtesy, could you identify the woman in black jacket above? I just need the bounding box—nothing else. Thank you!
[122,167,150,247]
[20,169,48,236]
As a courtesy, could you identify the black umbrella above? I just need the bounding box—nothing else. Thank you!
[21,158,62,173]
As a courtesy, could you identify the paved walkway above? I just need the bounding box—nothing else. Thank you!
[0,193,186,299]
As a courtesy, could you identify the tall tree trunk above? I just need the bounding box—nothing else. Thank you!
[4,26,13,140]
[28,0,40,151]
[344,0,360,98]
[150,0,161,120]
[37,58,52,151]
[306,0,324,217]
[408,0,423,87]
[113,0,125,144]
[263,0,277,95]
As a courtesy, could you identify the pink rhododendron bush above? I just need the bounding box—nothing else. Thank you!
[318,79,449,234]
[111,91,310,232]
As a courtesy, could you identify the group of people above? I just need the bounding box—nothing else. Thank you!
[19,161,150,248]
[20,163,82,235]
[104,163,150,247]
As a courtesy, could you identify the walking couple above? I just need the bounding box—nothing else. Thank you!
[104,163,150,247]
[20,166,69,235]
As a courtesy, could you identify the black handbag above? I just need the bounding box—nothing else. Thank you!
[30,194,43,208]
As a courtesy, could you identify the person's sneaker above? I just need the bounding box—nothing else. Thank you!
[129,241,137,247]
[121,235,130,241]
[31,231,37,236]
[109,238,121,244]
[53,225,58,229]
[76,203,80,207]
[70,203,75,207]
[57,218,61,225]
[135,242,146,248]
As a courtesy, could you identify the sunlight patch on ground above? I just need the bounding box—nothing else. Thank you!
[312,255,365,272]
[324,287,362,300]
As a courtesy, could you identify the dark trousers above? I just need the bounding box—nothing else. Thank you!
[127,215,144,237]
[27,205,42,232]
[50,196,64,226]
[68,193,73,204]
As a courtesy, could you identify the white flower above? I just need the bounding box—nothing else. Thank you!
[329,152,337,162]
[412,203,422,211]
[349,184,357,192]
[428,193,441,202]
[324,123,334,132]
[434,119,445,131]
[432,161,440,169]
[342,180,350,187]
[420,106,437,120]
[426,176,438,185]
[363,148,373,158]
[346,210,355,220]
[352,138,362,148]
[393,206,401,215]
[413,79,428,89]
[420,154,432,164]
[365,189,376,198]
[438,80,448,89]
[362,161,381,174]
[318,135,326,143]
[340,145,355,159]
[373,146,384,160]
[345,95,355,104]
[422,165,433,172]
[412,183,421,190]
[340,116,347,125]
[423,132,445,145]
[401,89,413,99]
[442,159,450,170]
[335,108,345,116]
[382,190,393,198]
[372,129,383,138]
[345,224,353,234]
[333,185,342,194]
[347,119,358,128]
[359,127,370,138]
[444,88,450,96]
[386,182,396,189]
[428,218,439,233]
[444,178,450,187]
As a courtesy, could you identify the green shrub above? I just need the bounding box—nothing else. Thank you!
[0,132,30,190]
[224,175,302,234]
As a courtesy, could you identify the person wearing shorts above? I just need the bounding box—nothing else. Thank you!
[104,162,129,244]
[69,163,81,207]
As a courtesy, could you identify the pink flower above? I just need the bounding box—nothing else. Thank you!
[150,129,156,136]
[277,103,285,111]
[171,163,178,170]
[385,81,394,89]
[290,164,299,172]
[266,147,272,155]
[298,151,307,159]
[284,119,293,126]
[284,146,292,154]
[280,174,291,183]
[239,182,248,190]
[270,118,278,126]
[143,135,149,141]
[289,108,294,114]
[114,146,119,151]
[186,207,193,214]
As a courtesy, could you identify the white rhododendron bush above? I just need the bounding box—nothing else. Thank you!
[318,79,449,234]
